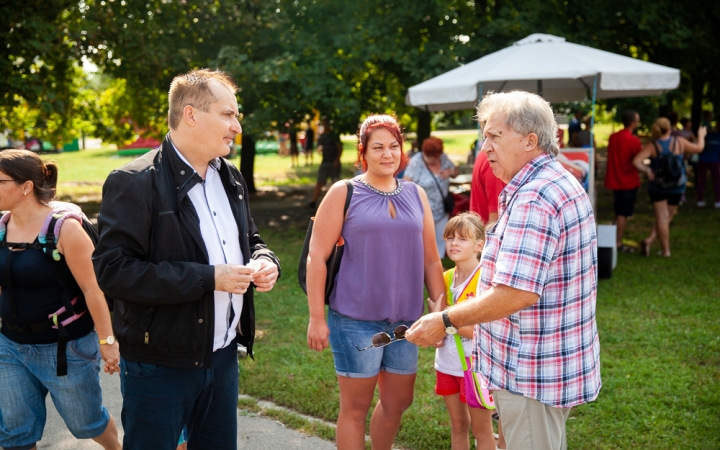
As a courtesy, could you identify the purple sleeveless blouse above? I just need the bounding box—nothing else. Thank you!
[329,177,426,322]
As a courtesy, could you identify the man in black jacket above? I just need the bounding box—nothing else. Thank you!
[93,69,280,450]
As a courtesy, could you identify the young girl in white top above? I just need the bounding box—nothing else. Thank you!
[435,212,504,450]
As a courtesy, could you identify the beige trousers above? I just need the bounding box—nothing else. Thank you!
[493,390,572,450]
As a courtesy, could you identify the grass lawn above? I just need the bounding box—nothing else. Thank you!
[240,147,719,449]
[48,127,719,449]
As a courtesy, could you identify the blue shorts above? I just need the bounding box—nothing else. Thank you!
[0,331,110,450]
[327,308,418,378]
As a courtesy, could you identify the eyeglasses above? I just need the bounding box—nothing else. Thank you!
[0,180,16,183]
[355,325,408,351]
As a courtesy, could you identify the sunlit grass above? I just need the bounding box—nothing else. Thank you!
[238,173,720,449]
[52,131,720,449]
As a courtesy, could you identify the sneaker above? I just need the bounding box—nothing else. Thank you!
[697,201,706,208]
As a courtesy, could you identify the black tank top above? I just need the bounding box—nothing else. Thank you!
[0,242,93,344]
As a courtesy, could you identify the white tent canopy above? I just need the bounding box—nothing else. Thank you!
[406,34,681,111]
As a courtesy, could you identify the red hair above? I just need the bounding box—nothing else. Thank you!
[421,136,444,157]
[356,114,408,175]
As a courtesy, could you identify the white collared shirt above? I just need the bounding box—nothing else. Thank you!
[172,145,244,351]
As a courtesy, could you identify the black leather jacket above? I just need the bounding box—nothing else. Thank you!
[93,136,280,368]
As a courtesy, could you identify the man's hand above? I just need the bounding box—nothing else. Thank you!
[215,264,255,295]
[248,258,279,292]
[405,312,447,347]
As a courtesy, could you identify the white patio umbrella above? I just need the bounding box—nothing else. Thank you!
[406,33,681,111]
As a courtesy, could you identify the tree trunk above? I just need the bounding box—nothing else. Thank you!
[494,0,502,18]
[691,74,705,134]
[240,133,257,194]
[416,109,431,148]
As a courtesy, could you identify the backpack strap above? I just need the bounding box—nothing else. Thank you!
[651,140,661,158]
[39,210,84,261]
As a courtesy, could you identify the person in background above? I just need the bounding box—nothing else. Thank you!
[470,146,506,229]
[304,124,315,166]
[289,125,300,168]
[407,91,601,450]
[604,110,642,252]
[307,121,343,209]
[696,121,720,208]
[0,150,121,450]
[396,139,420,179]
[567,110,583,146]
[278,131,288,156]
[573,116,596,148]
[306,114,445,450]
[677,118,696,142]
[403,137,459,258]
[669,113,697,199]
[633,117,706,257]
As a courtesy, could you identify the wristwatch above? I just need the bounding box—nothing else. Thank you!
[441,310,458,335]
[99,335,116,345]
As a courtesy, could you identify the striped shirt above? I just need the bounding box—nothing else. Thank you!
[472,153,601,408]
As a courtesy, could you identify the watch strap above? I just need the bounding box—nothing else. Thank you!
[442,310,454,329]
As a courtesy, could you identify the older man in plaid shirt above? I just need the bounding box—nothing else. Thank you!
[407,91,601,450]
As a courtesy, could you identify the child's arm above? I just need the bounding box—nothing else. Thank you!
[457,325,474,340]
[427,292,445,313]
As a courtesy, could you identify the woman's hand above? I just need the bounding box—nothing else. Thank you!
[100,342,121,375]
[307,318,330,352]
[646,168,655,181]
[439,168,454,179]
[697,125,707,140]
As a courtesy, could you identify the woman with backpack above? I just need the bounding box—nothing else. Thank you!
[0,150,121,450]
[633,118,706,257]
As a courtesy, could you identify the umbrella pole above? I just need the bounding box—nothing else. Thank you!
[589,75,598,209]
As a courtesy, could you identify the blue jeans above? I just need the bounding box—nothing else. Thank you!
[0,331,110,450]
[327,308,418,378]
[119,342,239,450]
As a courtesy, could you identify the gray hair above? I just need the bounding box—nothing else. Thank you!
[475,91,559,156]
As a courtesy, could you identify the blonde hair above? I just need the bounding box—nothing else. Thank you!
[475,91,559,156]
[650,117,672,140]
[443,212,486,259]
[168,69,238,130]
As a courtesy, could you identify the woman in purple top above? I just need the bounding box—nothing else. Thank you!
[306,115,445,450]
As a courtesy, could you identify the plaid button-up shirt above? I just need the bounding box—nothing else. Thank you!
[472,153,601,408]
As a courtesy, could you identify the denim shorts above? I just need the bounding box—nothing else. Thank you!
[327,308,418,378]
[0,331,110,450]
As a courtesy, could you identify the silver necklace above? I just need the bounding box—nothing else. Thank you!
[359,178,403,196]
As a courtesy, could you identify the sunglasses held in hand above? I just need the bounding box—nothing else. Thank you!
[355,325,409,351]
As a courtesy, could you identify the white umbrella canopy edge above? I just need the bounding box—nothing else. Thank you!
[406,33,681,110]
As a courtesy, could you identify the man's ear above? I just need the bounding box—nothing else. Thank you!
[526,132,538,152]
[183,105,196,127]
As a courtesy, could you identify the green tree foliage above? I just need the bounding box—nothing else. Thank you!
[0,0,83,142]
[3,0,719,147]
